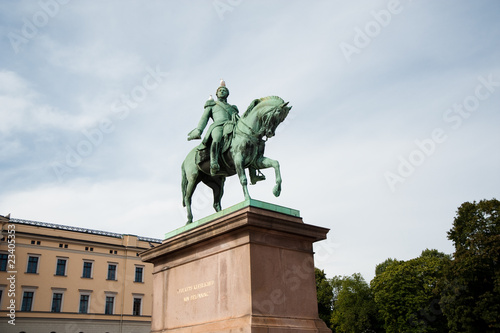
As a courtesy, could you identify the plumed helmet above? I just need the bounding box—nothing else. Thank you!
[216,79,229,96]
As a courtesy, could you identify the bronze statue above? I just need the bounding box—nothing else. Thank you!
[187,80,239,176]
[182,80,291,223]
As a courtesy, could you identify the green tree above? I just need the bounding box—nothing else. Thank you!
[440,199,500,332]
[375,257,398,276]
[371,250,450,333]
[315,268,333,328]
[330,273,380,333]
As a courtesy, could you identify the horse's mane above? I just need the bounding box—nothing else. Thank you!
[242,96,285,118]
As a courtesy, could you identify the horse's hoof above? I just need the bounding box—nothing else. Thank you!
[273,185,281,197]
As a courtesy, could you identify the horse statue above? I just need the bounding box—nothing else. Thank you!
[181,96,291,223]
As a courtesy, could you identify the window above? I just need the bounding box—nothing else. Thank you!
[21,291,34,311]
[55,258,67,276]
[82,261,93,278]
[79,294,90,314]
[134,266,144,283]
[107,264,117,281]
[105,296,115,315]
[51,293,63,312]
[26,255,39,273]
[0,253,7,271]
[133,297,142,316]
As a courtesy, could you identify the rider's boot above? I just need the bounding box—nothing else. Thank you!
[210,142,220,176]
[249,167,266,185]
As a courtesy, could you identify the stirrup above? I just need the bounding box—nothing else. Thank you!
[250,171,266,185]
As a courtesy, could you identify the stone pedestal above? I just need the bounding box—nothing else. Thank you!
[141,200,331,333]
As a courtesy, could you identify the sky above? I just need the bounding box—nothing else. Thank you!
[1,0,499,282]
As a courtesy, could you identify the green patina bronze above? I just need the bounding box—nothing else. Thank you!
[182,80,292,223]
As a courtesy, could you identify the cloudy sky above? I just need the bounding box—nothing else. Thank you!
[1,0,499,281]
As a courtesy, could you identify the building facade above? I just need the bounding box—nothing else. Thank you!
[0,214,162,333]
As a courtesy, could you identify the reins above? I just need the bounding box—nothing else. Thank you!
[237,106,278,143]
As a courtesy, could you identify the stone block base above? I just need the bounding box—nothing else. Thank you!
[141,200,331,333]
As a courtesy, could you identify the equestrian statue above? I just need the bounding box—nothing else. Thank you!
[182,80,291,223]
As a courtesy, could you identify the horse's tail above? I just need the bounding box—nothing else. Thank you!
[181,162,187,207]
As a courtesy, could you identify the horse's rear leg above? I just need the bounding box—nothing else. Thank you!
[184,178,198,224]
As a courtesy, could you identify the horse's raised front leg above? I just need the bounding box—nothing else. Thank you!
[234,154,251,201]
[255,157,282,197]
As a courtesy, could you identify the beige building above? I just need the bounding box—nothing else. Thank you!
[0,214,162,333]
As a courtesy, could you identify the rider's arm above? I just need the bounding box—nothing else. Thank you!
[196,104,213,132]
[187,100,214,140]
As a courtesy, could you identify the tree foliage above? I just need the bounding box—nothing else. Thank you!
[315,198,499,333]
[330,273,380,333]
[316,268,333,328]
[371,250,450,333]
[375,257,398,276]
[440,198,500,332]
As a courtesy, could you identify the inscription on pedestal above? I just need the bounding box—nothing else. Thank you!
[177,280,215,302]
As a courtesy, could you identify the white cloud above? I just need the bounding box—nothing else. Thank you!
[40,36,145,81]
[2,179,182,239]
[0,69,145,139]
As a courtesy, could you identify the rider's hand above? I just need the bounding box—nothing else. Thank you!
[187,128,202,141]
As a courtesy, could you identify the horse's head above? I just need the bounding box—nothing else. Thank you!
[260,101,291,139]
[243,96,292,139]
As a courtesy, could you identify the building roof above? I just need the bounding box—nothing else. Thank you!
[10,217,162,244]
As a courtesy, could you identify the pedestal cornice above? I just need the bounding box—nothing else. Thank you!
[141,200,329,263]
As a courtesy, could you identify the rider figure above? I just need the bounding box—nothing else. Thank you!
[187,80,238,176]
[187,80,266,184]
